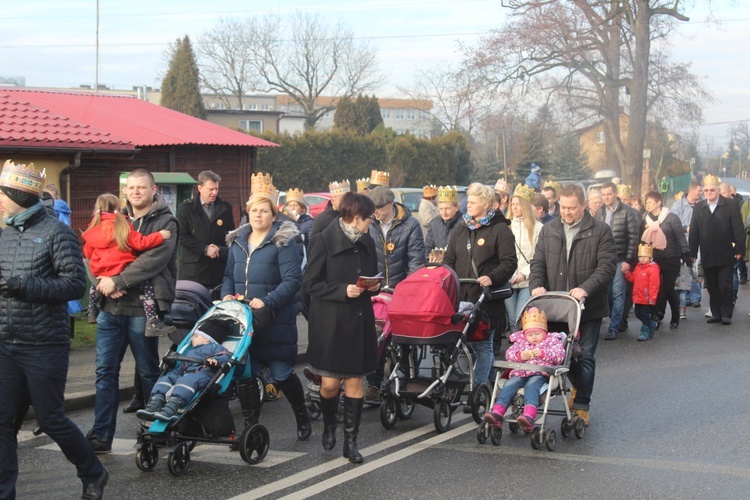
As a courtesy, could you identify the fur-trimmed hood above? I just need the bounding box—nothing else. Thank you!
[226,220,300,248]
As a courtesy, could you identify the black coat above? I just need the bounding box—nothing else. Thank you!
[303,219,379,375]
[689,196,745,268]
[529,211,617,323]
[424,210,463,258]
[311,201,338,237]
[177,196,235,289]
[443,212,517,321]
[596,200,640,265]
[640,210,689,272]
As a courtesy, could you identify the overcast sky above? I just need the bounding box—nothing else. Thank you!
[2,1,748,153]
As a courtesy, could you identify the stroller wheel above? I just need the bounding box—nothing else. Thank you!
[135,441,159,472]
[397,398,415,420]
[309,400,322,420]
[508,422,520,434]
[574,417,585,439]
[530,428,542,450]
[490,425,502,446]
[544,429,557,451]
[380,397,398,429]
[560,417,573,438]
[167,442,191,477]
[433,400,452,433]
[470,384,491,424]
[240,424,270,465]
[476,422,490,444]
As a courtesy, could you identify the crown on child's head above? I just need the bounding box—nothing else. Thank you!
[369,170,389,187]
[328,179,350,196]
[0,160,46,195]
[521,307,547,332]
[513,183,535,203]
[423,185,437,198]
[437,185,458,203]
[702,174,720,187]
[617,184,632,198]
[638,243,654,258]
[355,178,369,192]
[543,180,563,193]
[429,246,446,263]
[251,172,278,205]
[285,188,305,206]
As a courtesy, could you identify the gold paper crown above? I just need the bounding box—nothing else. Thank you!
[638,243,654,258]
[355,178,369,192]
[328,180,350,196]
[0,160,46,195]
[513,183,535,203]
[702,174,720,187]
[521,307,547,332]
[437,185,458,203]
[429,247,447,263]
[494,178,509,194]
[617,184,632,198]
[285,188,306,207]
[370,170,390,187]
[250,172,278,205]
[423,185,437,198]
[674,191,684,201]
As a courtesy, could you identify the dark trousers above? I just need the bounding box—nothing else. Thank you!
[0,343,104,498]
[704,265,735,319]
[657,267,680,324]
[568,319,602,411]
[634,304,656,326]
[622,281,633,326]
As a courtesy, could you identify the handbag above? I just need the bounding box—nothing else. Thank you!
[467,237,512,301]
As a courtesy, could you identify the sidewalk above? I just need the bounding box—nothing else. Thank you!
[62,315,309,412]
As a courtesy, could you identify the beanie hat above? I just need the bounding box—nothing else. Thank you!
[531,163,541,173]
[0,186,39,209]
[195,319,228,345]
[0,160,46,209]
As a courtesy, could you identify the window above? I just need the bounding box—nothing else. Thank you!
[239,120,263,133]
[407,109,415,120]
[243,103,257,111]
[418,110,426,120]
[396,129,405,135]
[417,129,428,138]
[262,104,271,111]
[213,101,226,110]
[596,130,605,144]
[396,109,404,120]
[382,108,390,119]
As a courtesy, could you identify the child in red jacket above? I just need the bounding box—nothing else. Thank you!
[82,193,174,337]
[624,243,661,341]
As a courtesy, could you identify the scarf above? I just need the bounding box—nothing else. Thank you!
[463,208,495,231]
[4,200,45,232]
[339,218,363,242]
[641,207,669,250]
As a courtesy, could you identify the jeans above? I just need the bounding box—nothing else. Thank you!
[92,311,158,443]
[494,374,547,409]
[0,343,104,498]
[568,319,601,410]
[471,329,495,386]
[679,291,687,307]
[607,262,626,333]
[251,359,293,383]
[689,278,702,304]
[733,260,740,302]
[504,287,531,330]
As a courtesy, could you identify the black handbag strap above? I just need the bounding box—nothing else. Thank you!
[467,236,481,279]
[515,240,530,265]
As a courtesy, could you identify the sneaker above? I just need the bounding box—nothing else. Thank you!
[483,412,504,428]
[516,413,535,433]
[87,435,112,454]
[637,329,650,341]
[145,317,176,337]
[618,321,628,333]
[264,383,281,402]
[363,385,380,403]
[573,408,590,426]
[680,306,687,320]
[704,309,712,318]
[604,330,617,340]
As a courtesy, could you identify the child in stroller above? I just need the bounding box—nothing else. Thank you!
[137,319,232,422]
[483,307,564,432]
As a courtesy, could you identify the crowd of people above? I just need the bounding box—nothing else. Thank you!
[1,157,747,498]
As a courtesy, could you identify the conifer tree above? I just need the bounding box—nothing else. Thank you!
[162,36,206,119]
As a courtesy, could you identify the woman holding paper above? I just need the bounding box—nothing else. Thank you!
[303,192,379,464]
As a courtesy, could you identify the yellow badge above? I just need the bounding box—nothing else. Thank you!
[387,242,395,252]
[217,219,223,226]
[477,238,486,246]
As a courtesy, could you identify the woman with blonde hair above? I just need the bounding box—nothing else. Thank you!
[82,193,174,337]
[505,187,544,331]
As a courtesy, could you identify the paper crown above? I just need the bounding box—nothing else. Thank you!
[0,160,46,195]
[674,191,684,201]
[429,247,446,263]
[328,180,350,196]
[494,178,509,194]
[437,185,458,203]
[250,172,279,205]
[513,183,535,203]
[638,243,654,258]
[521,307,547,332]
[543,180,563,193]
[370,170,390,187]
[422,185,437,198]
[617,184,632,198]
[702,174,720,187]
[355,178,369,192]
[285,188,306,207]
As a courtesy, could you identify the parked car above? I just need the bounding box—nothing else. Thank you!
[277,191,331,218]
[391,186,468,213]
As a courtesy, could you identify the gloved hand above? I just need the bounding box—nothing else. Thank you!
[682,253,693,268]
[0,277,21,298]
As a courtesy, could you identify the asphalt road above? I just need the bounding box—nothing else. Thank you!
[14,302,750,499]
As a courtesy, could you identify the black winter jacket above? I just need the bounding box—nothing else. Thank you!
[311,201,338,237]
[0,205,86,345]
[177,196,235,288]
[529,211,617,323]
[368,203,425,289]
[689,196,745,268]
[424,211,463,259]
[596,200,640,265]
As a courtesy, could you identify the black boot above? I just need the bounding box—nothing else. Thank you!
[277,372,312,440]
[237,377,261,428]
[320,395,338,451]
[342,396,364,464]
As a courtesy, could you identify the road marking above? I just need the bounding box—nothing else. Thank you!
[231,414,472,500]
[17,431,37,443]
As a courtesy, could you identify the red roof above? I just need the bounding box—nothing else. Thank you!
[0,89,278,150]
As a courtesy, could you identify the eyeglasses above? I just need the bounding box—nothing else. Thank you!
[703,188,716,192]
[374,204,387,210]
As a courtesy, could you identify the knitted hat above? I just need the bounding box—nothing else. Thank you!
[195,319,228,345]
[0,160,45,208]
[531,163,541,173]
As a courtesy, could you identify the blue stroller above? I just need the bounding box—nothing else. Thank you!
[134,300,269,476]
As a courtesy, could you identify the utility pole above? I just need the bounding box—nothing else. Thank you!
[95,0,100,92]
